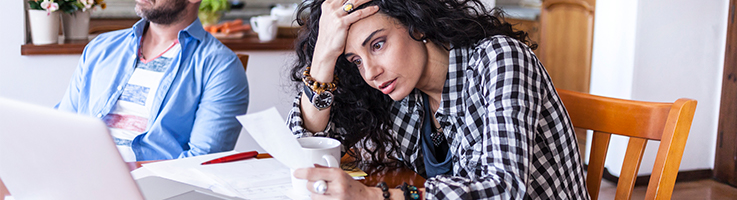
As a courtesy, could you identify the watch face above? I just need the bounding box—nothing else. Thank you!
[312,91,334,110]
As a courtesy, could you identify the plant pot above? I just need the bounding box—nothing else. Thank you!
[27,9,60,45]
[61,10,91,40]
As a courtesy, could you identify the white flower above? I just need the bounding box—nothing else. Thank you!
[79,0,94,11]
[40,0,59,15]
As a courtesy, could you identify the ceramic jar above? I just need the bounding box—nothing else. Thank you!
[27,9,60,45]
[61,10,91,40]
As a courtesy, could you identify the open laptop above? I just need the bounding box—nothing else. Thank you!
[0,97,238,200]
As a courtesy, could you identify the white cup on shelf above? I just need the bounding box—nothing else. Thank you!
[250,15,278,42]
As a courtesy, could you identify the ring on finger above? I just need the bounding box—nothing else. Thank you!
[342,2,355,13]
[314,180,328,195]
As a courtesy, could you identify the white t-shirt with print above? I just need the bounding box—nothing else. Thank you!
[103,42,181,162]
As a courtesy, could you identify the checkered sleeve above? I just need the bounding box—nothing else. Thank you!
[286,92,336,138]
[424,37,543,199]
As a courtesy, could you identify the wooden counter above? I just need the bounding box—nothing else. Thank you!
[21,18,298,55]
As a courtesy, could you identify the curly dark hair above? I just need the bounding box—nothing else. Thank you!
[289,0,536,169]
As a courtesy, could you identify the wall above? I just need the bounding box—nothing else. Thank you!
[0,0,80,107]
[233,51,296,153]
[588,0,639,170]
[591,0,728,176]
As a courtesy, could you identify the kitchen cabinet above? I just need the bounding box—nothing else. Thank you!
[539,0,596,93]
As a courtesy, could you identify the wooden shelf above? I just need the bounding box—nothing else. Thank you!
[21,39,89,55]
[21,18,297,55]
[21,36,297,55]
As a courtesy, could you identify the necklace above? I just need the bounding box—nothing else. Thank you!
[430,122,444,146]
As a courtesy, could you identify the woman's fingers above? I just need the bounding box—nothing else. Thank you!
[323,0,378,16]
[293,167,346,181]
[293,167,353,198]
[305,179,350,198]
[341,5,379,24]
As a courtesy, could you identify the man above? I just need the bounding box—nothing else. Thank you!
[56,0,249,161]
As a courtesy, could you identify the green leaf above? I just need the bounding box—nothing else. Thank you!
[28,0,43,10]
[199,0,230,12]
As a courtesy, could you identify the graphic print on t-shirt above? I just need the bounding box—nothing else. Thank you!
[103,42,181,161]
[119,84,149,106]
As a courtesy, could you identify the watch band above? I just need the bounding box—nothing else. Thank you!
[303,84,333,110]
[303,84,315,102]
[301,66,337,111]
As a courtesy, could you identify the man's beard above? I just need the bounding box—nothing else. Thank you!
[135,0,189,25]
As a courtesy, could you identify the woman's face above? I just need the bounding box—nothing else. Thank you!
[344,13,428,101]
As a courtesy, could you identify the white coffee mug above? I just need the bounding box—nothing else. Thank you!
[250,15,278,42]
[271,3,298,27]
[291,137,341,196]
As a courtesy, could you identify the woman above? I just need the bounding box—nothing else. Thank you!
[288,0,589,199]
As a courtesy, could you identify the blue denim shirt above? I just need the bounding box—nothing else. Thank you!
[56,18,249,161]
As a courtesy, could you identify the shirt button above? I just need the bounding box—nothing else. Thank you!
[117,85,123,90]
[475,145,482,151]
[96,114,102,118]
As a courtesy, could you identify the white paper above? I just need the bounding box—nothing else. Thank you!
[133,152,298,199]
[236,107,312,169]
[197,158,293,199]
[134,151,241,197]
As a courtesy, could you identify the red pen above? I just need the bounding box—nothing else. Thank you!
[201,151,259,165]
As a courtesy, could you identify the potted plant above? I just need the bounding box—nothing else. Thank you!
[27,0,61,45]
[199,0,230,26]
[59,0,107,40]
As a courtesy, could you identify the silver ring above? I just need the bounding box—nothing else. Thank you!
[342,2,355,13]
[313,180,328,194]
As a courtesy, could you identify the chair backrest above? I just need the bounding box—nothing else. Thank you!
[237,54,249,72]
[556,89,697,200]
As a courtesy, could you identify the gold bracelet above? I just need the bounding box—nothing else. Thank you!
[302,66,338,93]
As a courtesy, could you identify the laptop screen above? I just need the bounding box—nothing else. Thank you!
[0,97,145,200]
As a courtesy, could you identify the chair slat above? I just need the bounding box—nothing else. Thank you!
[645,99,697,200]
[586,131,611,200]
[615,137,648,200]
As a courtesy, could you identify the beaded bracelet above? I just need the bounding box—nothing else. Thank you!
[399,183,421,200]
[302,66,338,93]
[376,181,390,200]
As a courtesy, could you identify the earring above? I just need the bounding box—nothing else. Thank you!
[422,39,427,44]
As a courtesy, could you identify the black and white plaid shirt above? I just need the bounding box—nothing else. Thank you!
[288,35,590,199]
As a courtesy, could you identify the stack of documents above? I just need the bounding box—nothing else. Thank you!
[132,152,295,200]
[131,108,368,199]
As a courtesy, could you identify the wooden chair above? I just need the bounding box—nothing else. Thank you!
[556,89,697,200]
[237,53,249,72]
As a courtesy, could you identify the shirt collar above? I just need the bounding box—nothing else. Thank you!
[436,45,470,118]
[130,18,207,42]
